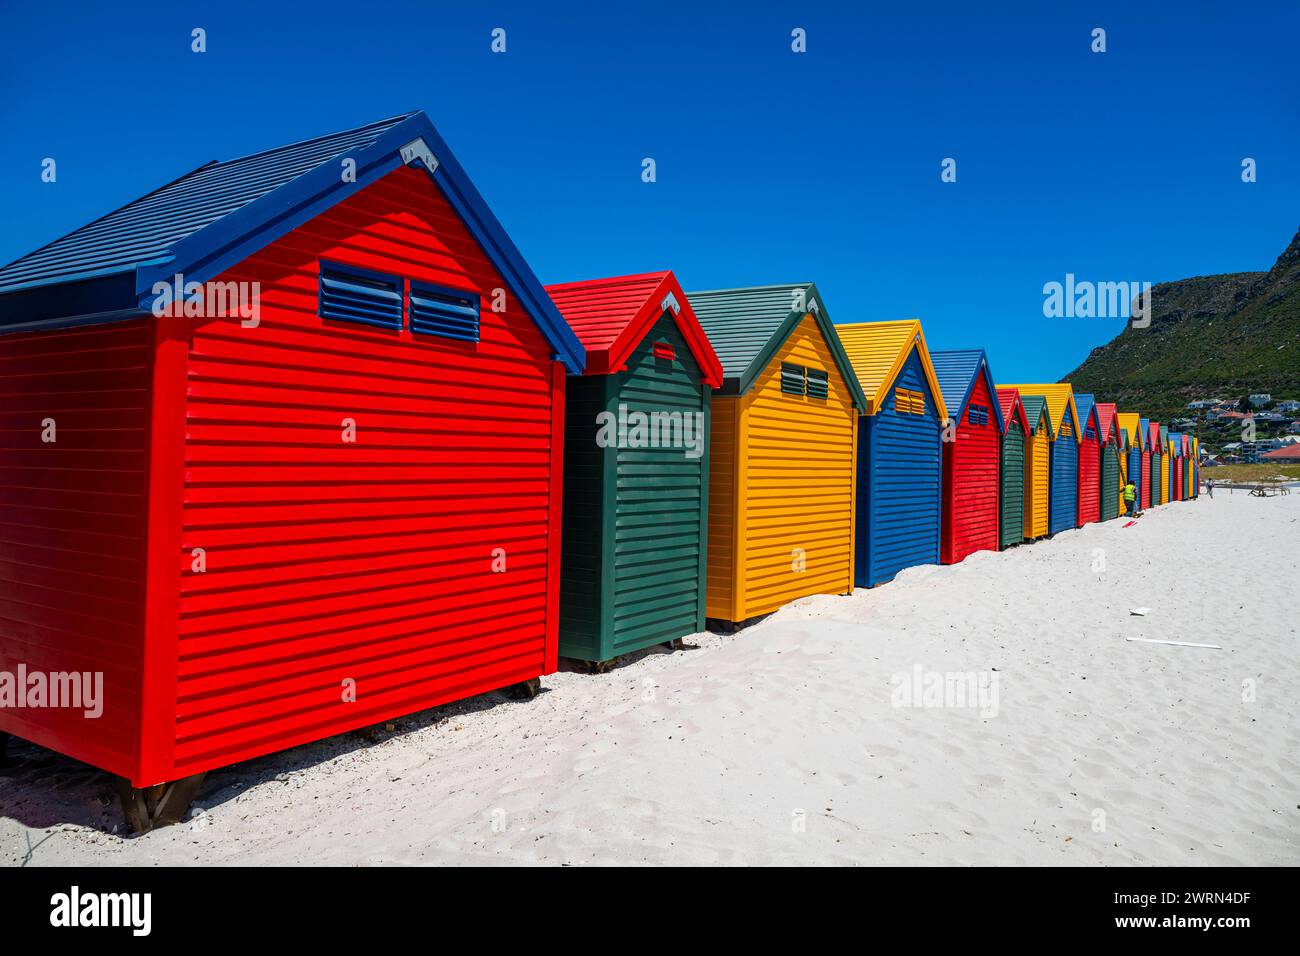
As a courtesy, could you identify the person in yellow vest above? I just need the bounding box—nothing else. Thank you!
[1123,480,1140,514]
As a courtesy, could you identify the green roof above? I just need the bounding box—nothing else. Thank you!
[1018,394,1055,438]
[685,283,866,410]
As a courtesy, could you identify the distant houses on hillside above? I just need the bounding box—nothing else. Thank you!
[1170,397,1297,464]
[1186,396,1298,416]
[1211,435,1300,464]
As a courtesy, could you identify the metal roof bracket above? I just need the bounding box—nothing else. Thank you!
[399,137,439,174]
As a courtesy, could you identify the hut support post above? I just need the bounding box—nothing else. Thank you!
[116,772,207,834]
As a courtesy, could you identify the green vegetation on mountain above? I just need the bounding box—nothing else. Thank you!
[1064,227,1300,420]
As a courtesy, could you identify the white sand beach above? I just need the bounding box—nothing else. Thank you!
[3,489,1297,866]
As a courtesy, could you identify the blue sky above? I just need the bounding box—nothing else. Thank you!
[1,0,1295,380]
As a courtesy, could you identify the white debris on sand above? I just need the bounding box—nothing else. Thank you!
[2,493,1297,866]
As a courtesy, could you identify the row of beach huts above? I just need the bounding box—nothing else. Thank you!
[0,111,1199,829]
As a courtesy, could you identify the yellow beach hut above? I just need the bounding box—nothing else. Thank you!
[1191,437,1200,497]
[687,284,867,627]
[1159,425,1171,504]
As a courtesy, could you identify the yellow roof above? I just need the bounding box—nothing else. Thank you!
[833,319,947,419]
[1001,383,1081,440]
[1117,412,1143,451]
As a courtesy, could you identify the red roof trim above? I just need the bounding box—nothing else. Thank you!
[546,271,723,388]
[995,387,1030,434]
[1095,402,1119,445]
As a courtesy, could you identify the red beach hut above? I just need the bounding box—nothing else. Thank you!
[931,349,1005,564]
[1073,393,1102,526]
[0,112,585,830]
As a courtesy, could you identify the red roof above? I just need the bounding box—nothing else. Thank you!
[1148,422,1162,448]
[995,387,1029,434]
[1095,402,1119,444]
[545,271,722,387]
[1262,444,1300,460]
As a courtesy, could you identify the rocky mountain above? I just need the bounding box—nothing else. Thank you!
[1064,227,1300,419]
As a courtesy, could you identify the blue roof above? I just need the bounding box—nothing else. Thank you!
[930,348,1006,433]
[0,111,586,373]
[0,115,412,293]
[1075,393,1099,433]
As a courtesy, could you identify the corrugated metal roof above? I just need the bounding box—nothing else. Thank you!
[930,348,1004,431]
[685,283,865,408]
[931,349,983,411]
[835,320,916,403]
[996,386,1019,423]
[996,387,1029,433]
[0,111,587,372]
[1016,393,1054,438]
[1075,393,1098,433]
[834,319,946,419]
[548,272,668,355]
[1095,402,1119,443]
[545,271,722,386]
[1118,412,1143,450]
[1002,383,1080,438]
[0,114,414,292]
[686,284,810,383]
